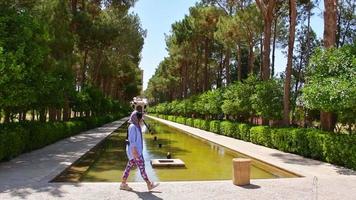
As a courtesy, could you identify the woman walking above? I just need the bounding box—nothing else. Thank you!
[120,111,159,191]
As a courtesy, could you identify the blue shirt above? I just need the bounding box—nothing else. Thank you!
[126,124,143,160]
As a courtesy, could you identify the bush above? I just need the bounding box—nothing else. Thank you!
[271,128,299,153]
[0,114,122,162]
[324,133,356,170]
[186,118,194,126]
[199,119,210,131]
[250,126,272,147]
[0,125,29,161]
[305,129,326,160]
[193,119,202,129]
[209,120,220,134]
[65,121,87,135]
[176,116,186,124]
[238,123,251,141]
[220,121,236,137]
[167,115,175,122]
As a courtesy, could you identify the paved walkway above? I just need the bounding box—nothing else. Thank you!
[0,116,355,200]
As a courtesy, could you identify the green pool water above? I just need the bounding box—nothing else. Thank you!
[54,118,297,182]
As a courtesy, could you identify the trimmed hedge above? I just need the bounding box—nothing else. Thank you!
[209,120,220,134]
[0,125,29,161]
[186,118,194,127]
[250,126,272,147]
[200,119,210,131]
[220,121,236,137]
[193,119,209,131]
[238,123,251,141]
[323,133,356,170]
[155,114,356,171]
[176,117,186,124]
[193,119,201,128]
[167,115,176,122]
[0,114,125,162]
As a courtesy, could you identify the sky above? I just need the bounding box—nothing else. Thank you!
[131,1,325,90]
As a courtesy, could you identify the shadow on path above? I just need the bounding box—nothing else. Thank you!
[239,184,261,190]
[270,153,356,176]
[126,189,163,200]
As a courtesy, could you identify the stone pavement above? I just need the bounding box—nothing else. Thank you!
[0,116,355,200]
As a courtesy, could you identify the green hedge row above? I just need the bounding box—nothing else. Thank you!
[0,114,125,162]
[153,114,356,171]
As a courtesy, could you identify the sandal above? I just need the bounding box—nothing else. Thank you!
[147,182,160,191]
[120,183,133,191]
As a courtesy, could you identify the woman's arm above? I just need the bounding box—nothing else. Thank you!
[128,126,140,159]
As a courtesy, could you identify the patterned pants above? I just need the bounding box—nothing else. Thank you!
[122,156,148,181]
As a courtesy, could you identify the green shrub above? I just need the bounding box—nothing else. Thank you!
[271,128,296,152]
[250,126,272,147]
[167,115,175,122]
[220,121,236,137]
[0,114,121,162]
[176,117,186,124]
[199,119,210,131]
[238,123,251,141]
[158,114,168,120]
[209,120,220,134]
[306,129,326,160]
[0,125,29,161]
[186,118,194,126]
[65,121,87,135]
[193,119,202,128]
[323,134,356,170]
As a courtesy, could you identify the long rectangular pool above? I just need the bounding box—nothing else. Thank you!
[53,118,298,182]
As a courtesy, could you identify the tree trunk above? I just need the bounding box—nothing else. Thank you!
[71,0,78,14]
[203,39,209,91]
[320,111,337,131]
[81,49,88,89]
[63,98,70,121]
[305,0,312,66]
[283,0,297,126]
[261,118,269,125]
[194,56,199,94]
[21,111,26,121]
[183,62,188,98]
[49,107,56,122]
[31,110,35,121]
[56,109,62,121]
[39,108,47,123]
[271,16,278,78]
[256,0,276,81]
[324,0,337,48]
[259,36,263,79]
[224,49,231,84]
[4,109,10,123]
[292,46,304,123]
[217,52,224,88]
[248,43,255,75]
[262,19,272,80]
[237,45,242,81]
[321,0,337,131]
